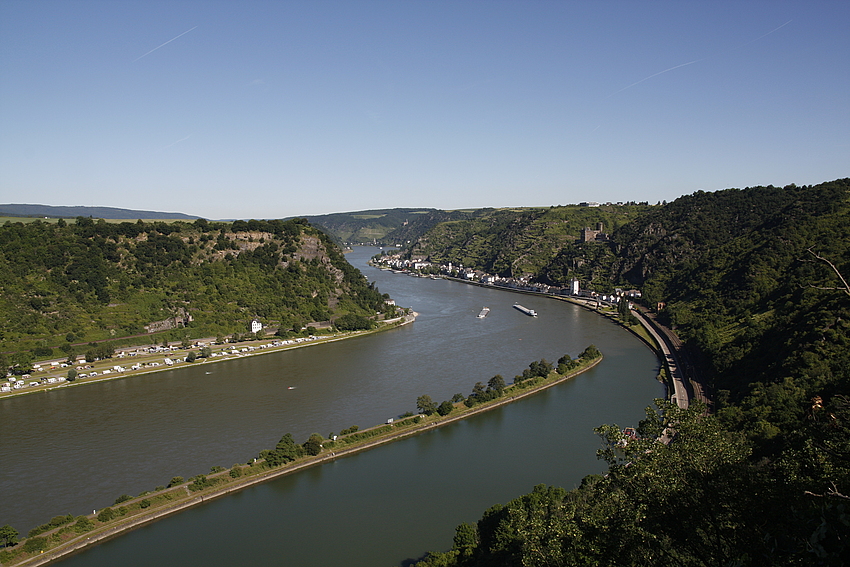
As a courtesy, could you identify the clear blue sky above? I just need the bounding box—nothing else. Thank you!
[1,1,847,219]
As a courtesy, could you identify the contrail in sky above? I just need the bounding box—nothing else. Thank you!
[608,58,707,97]
[607,19,793,98]
[160,135,191,151]
[134,26,197,61]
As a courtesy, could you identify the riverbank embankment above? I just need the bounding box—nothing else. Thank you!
[0,313,417,401]
[6,354,602,567]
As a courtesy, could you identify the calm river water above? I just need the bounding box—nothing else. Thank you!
[1,247,662,565]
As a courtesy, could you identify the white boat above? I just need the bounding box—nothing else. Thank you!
[477,307,490,318]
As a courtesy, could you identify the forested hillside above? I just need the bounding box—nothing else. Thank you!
[414,179,850,566]
[603,180,850,442]
[403,204,650,279]
[298,207,486,245]
[0,217,387,370]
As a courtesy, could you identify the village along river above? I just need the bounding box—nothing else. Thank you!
[1,247,663,565]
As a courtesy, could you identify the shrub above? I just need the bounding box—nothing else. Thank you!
[229,465,243,479]
[139,499,151,509]
[97,508,115,522]
[27,514,75,538]
[437,400,454,416]
[73,516,94,534]
[23,536,48,553]
[334,313,372,331]
[113,494,133,505]
[167,476,184,488]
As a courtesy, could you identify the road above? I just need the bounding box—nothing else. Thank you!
[633,309,690,409]
[634,307,711,410]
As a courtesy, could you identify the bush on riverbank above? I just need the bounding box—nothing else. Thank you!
[26,515,74,538]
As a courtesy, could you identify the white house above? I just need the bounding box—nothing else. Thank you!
[250,319,263,334]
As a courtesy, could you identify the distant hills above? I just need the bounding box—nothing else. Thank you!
[296,207,492,245]
[0,204,199,220]
[1,204,477,245]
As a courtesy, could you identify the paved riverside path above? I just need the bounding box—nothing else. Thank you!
[633,309,689,409]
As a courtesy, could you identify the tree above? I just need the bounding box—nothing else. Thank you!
[579,344,600,360]
[437,400,454,416]
[0,524,18,547]
[417,394,438,415]
[471,382,485,398]
[265,433,304,466]
[66,368,77,381]
[487,374,506,394]
[167,476,184,488]
[557,354,576,374]
[303,433,323,456]
[617,297,638,325]
[186,351,197,363]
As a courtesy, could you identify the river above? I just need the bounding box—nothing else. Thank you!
[1,246,662,565]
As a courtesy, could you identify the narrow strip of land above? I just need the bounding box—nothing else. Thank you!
[9,355,602,567]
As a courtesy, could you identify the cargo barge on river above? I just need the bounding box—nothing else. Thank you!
[513,303,537,317]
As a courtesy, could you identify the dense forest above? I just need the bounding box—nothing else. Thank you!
[0,217,387,370]
[413,179,850,566]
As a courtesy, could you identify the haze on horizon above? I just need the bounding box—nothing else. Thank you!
[1,1,847,220]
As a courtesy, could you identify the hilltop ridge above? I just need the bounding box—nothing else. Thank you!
[0,204,199,220]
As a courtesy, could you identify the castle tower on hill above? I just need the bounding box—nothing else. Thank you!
[580,222,608,242]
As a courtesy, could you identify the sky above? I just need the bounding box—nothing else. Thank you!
[1,1,848,220]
